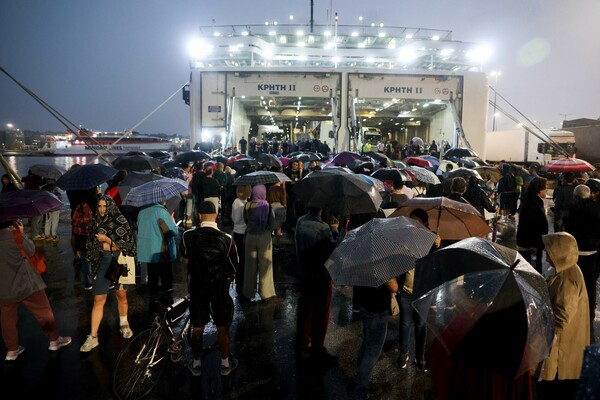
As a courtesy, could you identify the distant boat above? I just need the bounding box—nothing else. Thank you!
[51,130,174,156]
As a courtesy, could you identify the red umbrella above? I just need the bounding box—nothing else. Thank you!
[403,156,433,168]
[540,158,595,173]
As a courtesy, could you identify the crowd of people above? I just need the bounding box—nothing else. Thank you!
[2,147,600,399]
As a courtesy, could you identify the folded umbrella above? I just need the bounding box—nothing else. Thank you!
[122,178,188,207]
[325,216,437,287]
[0,190,63,223]
[55,163,118,191]
[389,196,491,240]
[412,238,554,378]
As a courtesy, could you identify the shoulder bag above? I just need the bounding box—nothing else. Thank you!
[12,229,48,275]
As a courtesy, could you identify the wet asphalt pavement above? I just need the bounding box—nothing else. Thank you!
[1,209,598,400]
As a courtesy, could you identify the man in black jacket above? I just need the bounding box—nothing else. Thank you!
[180,201,239,377]
[294,206,339,362]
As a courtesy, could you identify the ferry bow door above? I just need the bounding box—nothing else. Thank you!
[348,73,462,154]
[225,72,341,150]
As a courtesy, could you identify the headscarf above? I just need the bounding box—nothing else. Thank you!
[86,195,137,277]
[251,184,270,228]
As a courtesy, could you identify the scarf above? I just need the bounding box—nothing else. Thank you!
[86,195,137,278]
[251,184,270,229]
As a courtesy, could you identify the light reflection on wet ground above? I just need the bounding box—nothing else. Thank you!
[1,210,597,399]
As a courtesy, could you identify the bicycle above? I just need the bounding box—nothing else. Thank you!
[112,291,191,400]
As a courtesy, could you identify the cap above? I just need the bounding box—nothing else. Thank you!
[197,200,217,215]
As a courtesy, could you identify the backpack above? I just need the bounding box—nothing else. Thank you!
[187,228,236,284]
[72,202,93,236]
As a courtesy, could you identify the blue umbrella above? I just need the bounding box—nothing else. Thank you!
[420,155,441,171]
[55,163,118,191]
[122,178,188,207]
[164,166,188,181]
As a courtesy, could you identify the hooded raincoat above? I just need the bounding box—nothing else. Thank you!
[540,232,590,381]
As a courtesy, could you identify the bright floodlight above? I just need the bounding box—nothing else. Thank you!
[468,44,493,63]
[6,123,13,129]
[187,38,214,59]
[398,47,418,62]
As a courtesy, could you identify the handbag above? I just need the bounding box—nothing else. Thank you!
[12,229,48,275]
[105,253,127,283]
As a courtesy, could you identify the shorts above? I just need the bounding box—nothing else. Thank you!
[189,281,233,327]
[92,251,129,295]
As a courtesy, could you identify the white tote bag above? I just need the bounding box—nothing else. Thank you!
[118,252,136,285]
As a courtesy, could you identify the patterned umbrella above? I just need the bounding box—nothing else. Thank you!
[233,171,291,186]
[55,163,118,191]
[540,158,595,173]
[29,164,67,180]
[117,171,165,200]
[389,196,491,240]
[407,166,440,185]
[325,216,437,287]
[122,178,188,207]
[0,190,63,223]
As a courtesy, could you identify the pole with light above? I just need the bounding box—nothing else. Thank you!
[490,71,501,131]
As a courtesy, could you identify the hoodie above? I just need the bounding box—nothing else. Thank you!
[539,232,590,381]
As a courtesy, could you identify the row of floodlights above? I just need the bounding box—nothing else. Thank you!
[188,38,491,63]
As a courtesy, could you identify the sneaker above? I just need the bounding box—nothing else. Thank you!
[80,335,99,352]
[49,336,72,351]
[5,346,25,361]
[395,352,409,369]
[32,234,46,241]
[415,358,429,372]
[108,283,116,290]
[120,323,133,339]
[188,360,202,377]
[220,358,239,376]
[83,284,93,291]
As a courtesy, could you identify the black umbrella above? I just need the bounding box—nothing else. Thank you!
[364,151,394,167]
[371,168,411,182]
[29,164,67,180]
[293,169,383,215]
[291,152,320,162]
[0,190,63,223]
[232,158,260,169]
[256,153,283,168]
[112,155,162,172]
[175,150,212,165]
[446,167,483,181]
[117,171,165,200]
[443,147,478,159]
[412,237,554,378]
[55,164,118,191]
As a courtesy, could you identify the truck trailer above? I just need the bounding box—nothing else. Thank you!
[484,128,575,164]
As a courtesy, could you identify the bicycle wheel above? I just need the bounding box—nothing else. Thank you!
[112,327,171,400]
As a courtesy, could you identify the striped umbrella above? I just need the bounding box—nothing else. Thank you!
[540,158,595,173]
[325,216,437,287]
[122,178,188,207]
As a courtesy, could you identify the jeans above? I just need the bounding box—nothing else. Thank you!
[398,291,426,360]
[355,308,388,400]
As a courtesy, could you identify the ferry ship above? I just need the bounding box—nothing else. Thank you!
[50,130,174,156]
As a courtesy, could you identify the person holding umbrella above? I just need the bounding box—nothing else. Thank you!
[516,177,549,273]
[0,219,72,360]
[80,196,137,352]
[294,205,339,363]
[242,184,277,302]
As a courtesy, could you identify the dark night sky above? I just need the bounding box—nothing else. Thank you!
[1,0,598,136]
